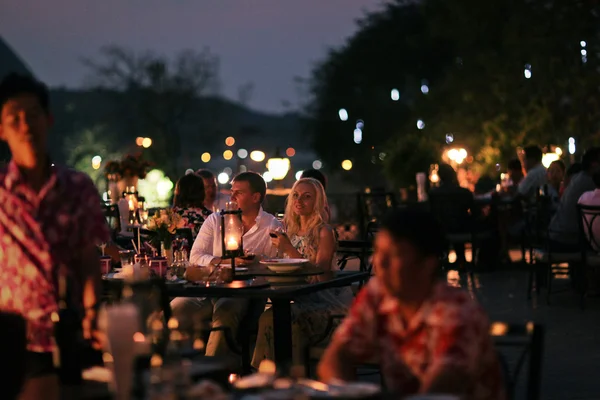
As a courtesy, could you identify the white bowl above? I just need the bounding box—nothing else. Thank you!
[260,258,308,273]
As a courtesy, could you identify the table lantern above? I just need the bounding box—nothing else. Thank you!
[220,201,244,281]
[123,186,139,225]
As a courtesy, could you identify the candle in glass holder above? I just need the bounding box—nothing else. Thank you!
[225,236,239,251]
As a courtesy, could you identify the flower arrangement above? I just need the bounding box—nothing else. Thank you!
[147,209,185,250]
[104,153,152,180]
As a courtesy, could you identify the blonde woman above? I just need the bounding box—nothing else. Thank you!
[251,178,353,368]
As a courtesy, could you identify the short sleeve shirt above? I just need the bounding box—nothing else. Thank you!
[0,161,110,352]
[331,279,505,399]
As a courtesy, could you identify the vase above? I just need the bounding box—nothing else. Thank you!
[161,242,173,266]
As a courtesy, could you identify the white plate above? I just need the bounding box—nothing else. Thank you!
[260,258,309,266]
[298,379,381,398]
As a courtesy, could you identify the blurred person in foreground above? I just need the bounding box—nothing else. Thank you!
[318,208,505,399]
[0,74,109,399]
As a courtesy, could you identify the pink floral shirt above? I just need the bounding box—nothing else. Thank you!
[0,161,110,352]
[332,279,505,399]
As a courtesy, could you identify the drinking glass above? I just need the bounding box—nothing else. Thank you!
[269,220,286,259]
[119,250,135,276]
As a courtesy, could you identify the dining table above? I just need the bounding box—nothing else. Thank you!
[103,263,369,371]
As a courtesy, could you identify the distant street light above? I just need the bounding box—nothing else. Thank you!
[338,108,349,121]
[266,149,290,180]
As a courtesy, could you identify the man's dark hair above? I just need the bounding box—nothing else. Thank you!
[507,158,523,171]
[523,145,543,163]
[566,162,583,178]
[581,147,600,171]
[173,173,205,208]
[300,169,327,190]
[195,169,215,180]
[232,172,267,202]
[437,163,457,185]
[0,73,49,114]
[380,208,446,259]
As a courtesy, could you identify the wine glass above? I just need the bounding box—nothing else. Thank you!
[269,219,286,259]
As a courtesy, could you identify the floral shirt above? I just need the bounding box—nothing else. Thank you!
[0,161,110,352]
[174,206,211,238]
[331,279,505,399]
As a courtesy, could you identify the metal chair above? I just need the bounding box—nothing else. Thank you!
[528,196,582,304]
[429,191,493,270]
[576,203,600,309]
[491,322,544,400]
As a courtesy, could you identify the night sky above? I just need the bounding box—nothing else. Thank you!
[2,0,381,113]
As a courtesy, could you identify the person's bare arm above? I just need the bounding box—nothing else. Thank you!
[317,336,357,382]
[81,246,103,349]
[312,225,336,282]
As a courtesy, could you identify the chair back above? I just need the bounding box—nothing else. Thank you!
[576,203,600,252]
[102,203,121,235]
[491,321,544,400]
[356,192,396,239]
[0,312,26,399]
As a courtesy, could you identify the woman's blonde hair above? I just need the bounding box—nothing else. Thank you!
[283,178,330,262]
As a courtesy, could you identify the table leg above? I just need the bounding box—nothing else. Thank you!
[271,298,292,372]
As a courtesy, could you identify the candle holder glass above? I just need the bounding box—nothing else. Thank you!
[220,201,244,281]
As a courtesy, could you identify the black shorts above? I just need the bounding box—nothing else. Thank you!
[25,352,56,378]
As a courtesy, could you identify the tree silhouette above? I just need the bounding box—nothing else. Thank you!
[81,45,220,178]
[306,0,600,187]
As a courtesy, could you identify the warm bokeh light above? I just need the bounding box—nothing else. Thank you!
[555,147,563,156]
[223,150,233,160]
[201,152,211,163]
[250,150,266,162]
[237,149,248,159]
[225,136,235,146]
[217,172,230,184]
[445,148,468,164]
[266,157,290,180]
[136,137,144,146]
[542,152,560,168]
[286,147,296,157]
[142,137,152,148]
[341,159,353,170]
[91,155,102,170]
[263,171,274,183]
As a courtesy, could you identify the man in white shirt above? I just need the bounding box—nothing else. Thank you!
[517,145,547,202]
[172,172,282,358]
